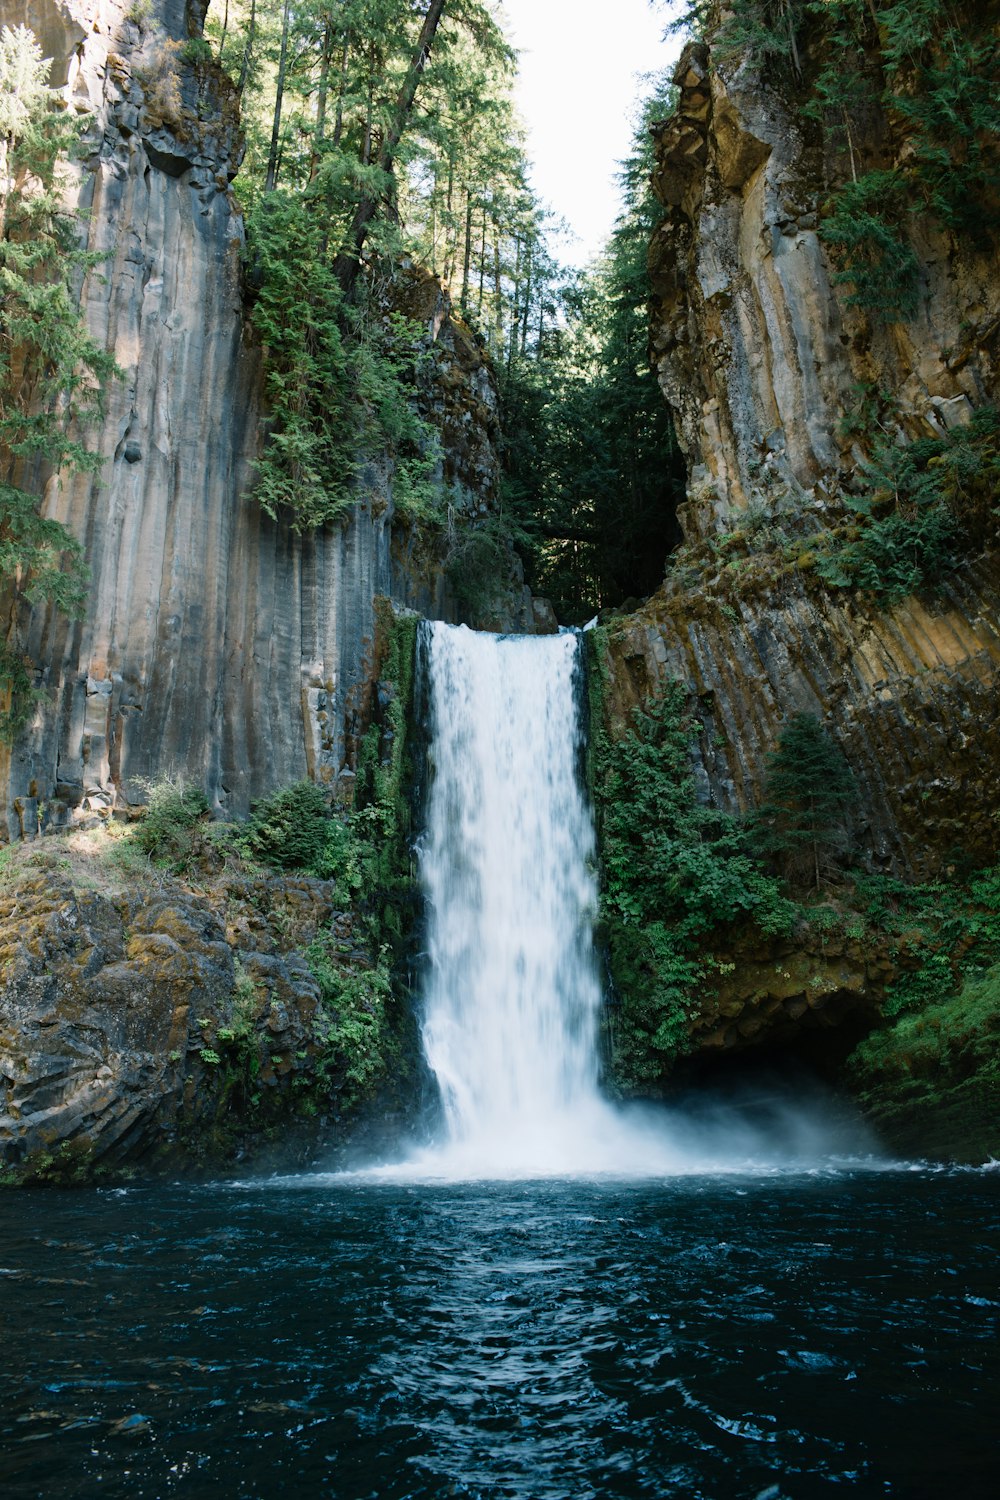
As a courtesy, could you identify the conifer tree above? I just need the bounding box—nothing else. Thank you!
[499,70,686,620]
[755,713,855,889]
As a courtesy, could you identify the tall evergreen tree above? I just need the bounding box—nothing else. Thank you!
[755,713,855,889]
[499,71,686,621]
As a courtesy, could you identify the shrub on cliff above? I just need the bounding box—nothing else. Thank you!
[845,961,1000,1161]
[818,171,920,320]
[241,780,346,875]
[813,406,1000,601]
[594,677,795,1087]
[133,779,210,871]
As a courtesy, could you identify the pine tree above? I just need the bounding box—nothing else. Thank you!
[498,70,686,620]
[755,713,855,889]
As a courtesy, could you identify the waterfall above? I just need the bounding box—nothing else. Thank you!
[418,621,606,1171]
[362,620,876,1182]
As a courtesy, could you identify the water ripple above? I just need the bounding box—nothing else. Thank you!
[2,1172,998,1499]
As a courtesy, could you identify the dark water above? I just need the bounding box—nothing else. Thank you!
[2,1169,999,1499]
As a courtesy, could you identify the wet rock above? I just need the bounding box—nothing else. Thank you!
[596,558,1000,877]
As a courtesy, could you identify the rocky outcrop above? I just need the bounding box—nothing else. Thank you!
[381,261,549,632]
[0,851,329,1177]
[0,0,522,843]
[843,964,1000,1163]
[0,840,399,1179]
[594,24,1000,1130]
[688,921,898,1060]
[649,40,999,538]
[597,553,1000,879]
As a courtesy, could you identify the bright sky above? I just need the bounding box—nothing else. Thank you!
[498,0,683,266]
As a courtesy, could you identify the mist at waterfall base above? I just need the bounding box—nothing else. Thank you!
[360,622,874,1182]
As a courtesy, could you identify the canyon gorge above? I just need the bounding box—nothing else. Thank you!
[1,0,999,1181]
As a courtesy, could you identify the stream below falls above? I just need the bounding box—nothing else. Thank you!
[2,1171,999,1497]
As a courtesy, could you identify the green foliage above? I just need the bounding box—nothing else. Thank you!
[443,510,521,624]
[754,712,855,887]
[679,1,1000,318]
[217,0,541,534]
[1,24,118,737]
[0,23,51,136]
[133,779,211,871]
[845,959,1000,1160]
[300,607,419,1111]
[499,71,685,620]
[813,407,1000,601]
[856,960,1000,1076]
[849,861,1000,1031]
[306,936,398,1107]
[819,171,920,319]
[882,951,954,1020]
[348,608,418,945]
[592,669,795,1088]
[180,38,214,67]
[713,0,807,75]
[879,1,1000,237]
[246,193,442,531]
[241,779,337,872]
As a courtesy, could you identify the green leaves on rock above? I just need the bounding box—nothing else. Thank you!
[686,0,1000,321]
[818,171,920,320]
[813,406,1000,602]
[224,0,539,538]
[246,193,442,532]
[592,669,794,1088]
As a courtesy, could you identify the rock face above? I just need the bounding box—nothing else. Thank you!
[611,31,1000,882]
[0,850,337,1178]
[598,554,1000,880]
[590,24,1000,1124]
[687,922,898,1061]
[0,0,519,842]
[649,41,999,538]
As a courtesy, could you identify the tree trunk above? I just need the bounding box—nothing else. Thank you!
[460,188,473,314]
[332,33,350,148]
[264,0,292,194]
[492,228,502,351]
[333,0,449,298]
[236,0,257,100]
[310,20,333,182]
[218,0,230,66]
[507,235,521,373]
[477,207,487,316]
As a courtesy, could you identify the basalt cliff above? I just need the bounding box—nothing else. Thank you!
[594,16,1000,1154]
[0,0,535,845]
[611,31,1000,875]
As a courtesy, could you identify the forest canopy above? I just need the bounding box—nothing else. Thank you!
[200,0,685,617]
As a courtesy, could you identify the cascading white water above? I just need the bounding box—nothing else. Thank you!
[418,621,605,1171]
[352,619,876,1182]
